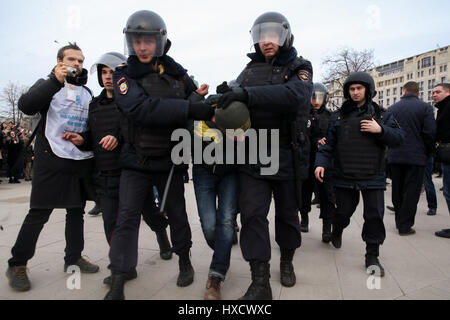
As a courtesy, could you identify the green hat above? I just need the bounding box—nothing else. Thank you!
[214,101,251,133]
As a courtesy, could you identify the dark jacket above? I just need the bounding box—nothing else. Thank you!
[113,55,197,173]
[315,100,405,190]
[18,71,95,209]
[237,47,313,180]
[387,94,436,166]
[436,95,450,144]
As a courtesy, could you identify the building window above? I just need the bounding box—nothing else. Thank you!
[393,97,397,104]
[441,66,444,73]
[400,76,404,83]
[422,57,432,68]
[420,92,424,100]
[442,76,447,83]
[433,56,436,66]
[394,88,398,95]
[418,72,420,78]
[445,65,448,72]
[386,89,390,96]
[378,81,383,87]
[418,61,421,69]
[421,71,424,77]
[387,98,390,106]
[428,91,432,101]
[400,86,403,94]
[379,91,384,99]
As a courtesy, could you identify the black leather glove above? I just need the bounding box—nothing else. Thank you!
[217,87,248,110]
[188,102,215,120]
[216,81,232,94]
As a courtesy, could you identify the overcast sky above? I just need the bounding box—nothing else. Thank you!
[0,0,449,100]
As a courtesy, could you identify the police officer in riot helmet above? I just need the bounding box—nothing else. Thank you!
[104,10,213,300]
[300,83,336,243]
[217,12,313,300]
[315,72,405,277]
[79,52,174,281]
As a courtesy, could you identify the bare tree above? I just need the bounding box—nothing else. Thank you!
[0,81,28,124]
[322,47,376,89]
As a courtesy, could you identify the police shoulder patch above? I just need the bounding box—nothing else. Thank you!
[117,77,129,95]
[298,70,312,82]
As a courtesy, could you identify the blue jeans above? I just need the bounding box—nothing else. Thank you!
[193,165,238,280]
[424,156,437,210]
[443,163,450,213]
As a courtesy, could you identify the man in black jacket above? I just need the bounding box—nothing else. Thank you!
[103,11,214,300]
[220,12,313,300]
[6,43,99,292]
[315,72,405,277]
[433,83,450,238]
[388,81,436,235]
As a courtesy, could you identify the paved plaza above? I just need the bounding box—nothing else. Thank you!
[0,174,449,300]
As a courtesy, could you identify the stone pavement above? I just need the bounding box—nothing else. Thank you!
[0,175,449,301]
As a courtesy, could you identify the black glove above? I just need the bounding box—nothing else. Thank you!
[217,87,248,110]
[188,102,215,121]
[216,81,232,94]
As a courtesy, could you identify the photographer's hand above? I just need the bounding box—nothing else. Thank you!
[55,62,68,84]
[62,132,84,146]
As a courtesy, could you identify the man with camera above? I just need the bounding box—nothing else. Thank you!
[6,42,99,292]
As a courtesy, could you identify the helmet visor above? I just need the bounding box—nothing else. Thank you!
[90,53,127,74]
[311,91,326,106]
[250,22,289,46]
[124,32,166,58]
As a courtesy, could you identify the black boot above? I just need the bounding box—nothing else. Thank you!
[331,225,343,249]
[88,204,101,216]
[300,213,309,233]
[103,269,137,286]
[104,271,126,300]
[322,219,332,243]
[240,261,272,300]
[156,230,173,260]
[177,251,194,287]
[365,243,385,277]
[280,249,296,287]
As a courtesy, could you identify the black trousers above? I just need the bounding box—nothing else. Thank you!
[95,173,168,245]
[390,164,425,232]
[9,207,85,267]
[301,168,335,221]
[239,172,301,262]
[108,169,191,273]
[334,188,386,245]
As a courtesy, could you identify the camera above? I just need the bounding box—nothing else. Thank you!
[65,66,77,77]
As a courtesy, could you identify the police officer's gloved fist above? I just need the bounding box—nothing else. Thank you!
[216,81,232,94]
[188,101,215,121]
[218,87,248,110]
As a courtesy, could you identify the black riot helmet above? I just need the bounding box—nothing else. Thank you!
[123,10,168,58]
[311,83,329,108]
[343,71,377,101]
[250,12,294,51]
[90,52,127,87]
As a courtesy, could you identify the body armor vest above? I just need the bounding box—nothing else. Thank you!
[237,62,292,148]
[127,72,186,157]
[336,110,385,180]
[89,100,121,171]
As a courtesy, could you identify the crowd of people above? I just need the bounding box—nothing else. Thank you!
[2,9,449,301]
[0,123,34,184]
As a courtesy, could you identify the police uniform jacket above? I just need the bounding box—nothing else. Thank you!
[112,55,198,173]
[315,100,405,190]
[18,71,95,209]
[236,47,313,180]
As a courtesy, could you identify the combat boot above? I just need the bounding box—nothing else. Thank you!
[104,271,126,300]
[177,251,194,287]
[155,229,172,260]
[300,213,309,233]
[280,249,296,287]
[103,269,137,286]
[239,261,272,300]
[331,225,343,249]
[365,243,385,277]
[6,266,31,292]
[322,219,332,243]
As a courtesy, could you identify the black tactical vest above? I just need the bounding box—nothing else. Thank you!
[129,72,186,157]
[336,108,385,180]
[89,100,121,171]
[237,62,292,147]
